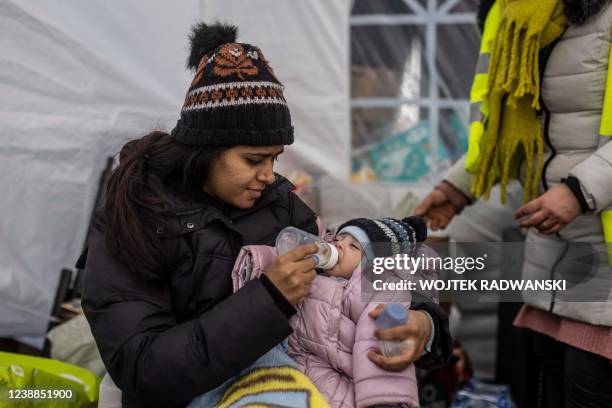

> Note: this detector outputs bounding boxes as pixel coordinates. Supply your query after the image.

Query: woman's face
[203,145,284,209]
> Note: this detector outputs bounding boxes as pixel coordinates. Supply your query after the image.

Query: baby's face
[325,233,363,279]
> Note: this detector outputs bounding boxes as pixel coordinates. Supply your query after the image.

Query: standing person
[82,22,451,407]
[414,1,612,407]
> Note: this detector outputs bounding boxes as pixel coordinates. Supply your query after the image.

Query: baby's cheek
[350,252,363,270]
[325,266,342,277]
[325,262,353,279]
[337,264,354,279]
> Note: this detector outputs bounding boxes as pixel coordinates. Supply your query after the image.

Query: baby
[189,216,433,408]
[287,216,428,408]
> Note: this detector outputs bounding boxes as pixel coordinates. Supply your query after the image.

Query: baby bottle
[275,226,338,269]
[375,303,410,357]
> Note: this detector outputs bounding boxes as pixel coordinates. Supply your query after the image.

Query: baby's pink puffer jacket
[287,266,418,408]
[232,245,419,408]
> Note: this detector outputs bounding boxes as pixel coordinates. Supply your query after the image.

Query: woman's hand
[265,244,318,305]
[413,189,457,231]
[514,184,581,235]
[366,304,432,371]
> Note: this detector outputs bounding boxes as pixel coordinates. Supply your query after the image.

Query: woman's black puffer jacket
[82,175,318,407]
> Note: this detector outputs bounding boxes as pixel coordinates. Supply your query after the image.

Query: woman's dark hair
[102,131,227,280]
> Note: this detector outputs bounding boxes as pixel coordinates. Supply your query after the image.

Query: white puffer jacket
[446,3,612,325]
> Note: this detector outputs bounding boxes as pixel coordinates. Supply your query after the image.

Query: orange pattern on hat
[191,55,209,87]
[213,43,259,80]
[255,46,279,82]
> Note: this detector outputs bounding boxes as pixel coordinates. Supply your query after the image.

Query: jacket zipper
[539,41,558,193]
[539,64,564,312]
[537,38,566,312]
[540,101,554,192]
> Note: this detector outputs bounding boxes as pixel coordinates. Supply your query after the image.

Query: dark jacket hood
[562,0,611,24]
[156,173,296,237]
[477,0,611,31]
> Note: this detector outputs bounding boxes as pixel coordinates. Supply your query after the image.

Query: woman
[82,23,451,407]
[415,1,612,407]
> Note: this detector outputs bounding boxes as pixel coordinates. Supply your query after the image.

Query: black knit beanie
[171,22,293,147]
[337,216,427,258]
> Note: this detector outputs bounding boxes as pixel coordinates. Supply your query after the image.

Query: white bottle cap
[318,244,339,270]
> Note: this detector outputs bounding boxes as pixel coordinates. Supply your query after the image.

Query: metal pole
[426,0,439,174]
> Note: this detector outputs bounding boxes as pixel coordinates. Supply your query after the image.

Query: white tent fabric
[0,0,351,337]
[201,0,352,179]
[1,0,196,337]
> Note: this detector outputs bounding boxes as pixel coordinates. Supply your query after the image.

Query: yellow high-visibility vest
[465,1,500,174]
[601,47,612,137]
[600,48,612,262]
[465,2,612,263]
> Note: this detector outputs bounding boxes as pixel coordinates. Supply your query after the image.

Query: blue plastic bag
[450,379,516,408]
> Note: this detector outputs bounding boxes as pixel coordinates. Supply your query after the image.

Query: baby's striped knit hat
[171,22,293,147]
[337,216,427,259]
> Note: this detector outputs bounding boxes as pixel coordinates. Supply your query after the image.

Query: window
[350,0,480,184]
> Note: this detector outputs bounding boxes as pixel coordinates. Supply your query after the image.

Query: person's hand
[413,189,457,231]
[366,304,432,371]
[514,184,581,235]
[265,244,318,305]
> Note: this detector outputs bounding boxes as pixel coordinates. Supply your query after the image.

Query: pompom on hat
[171,22,293,147]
